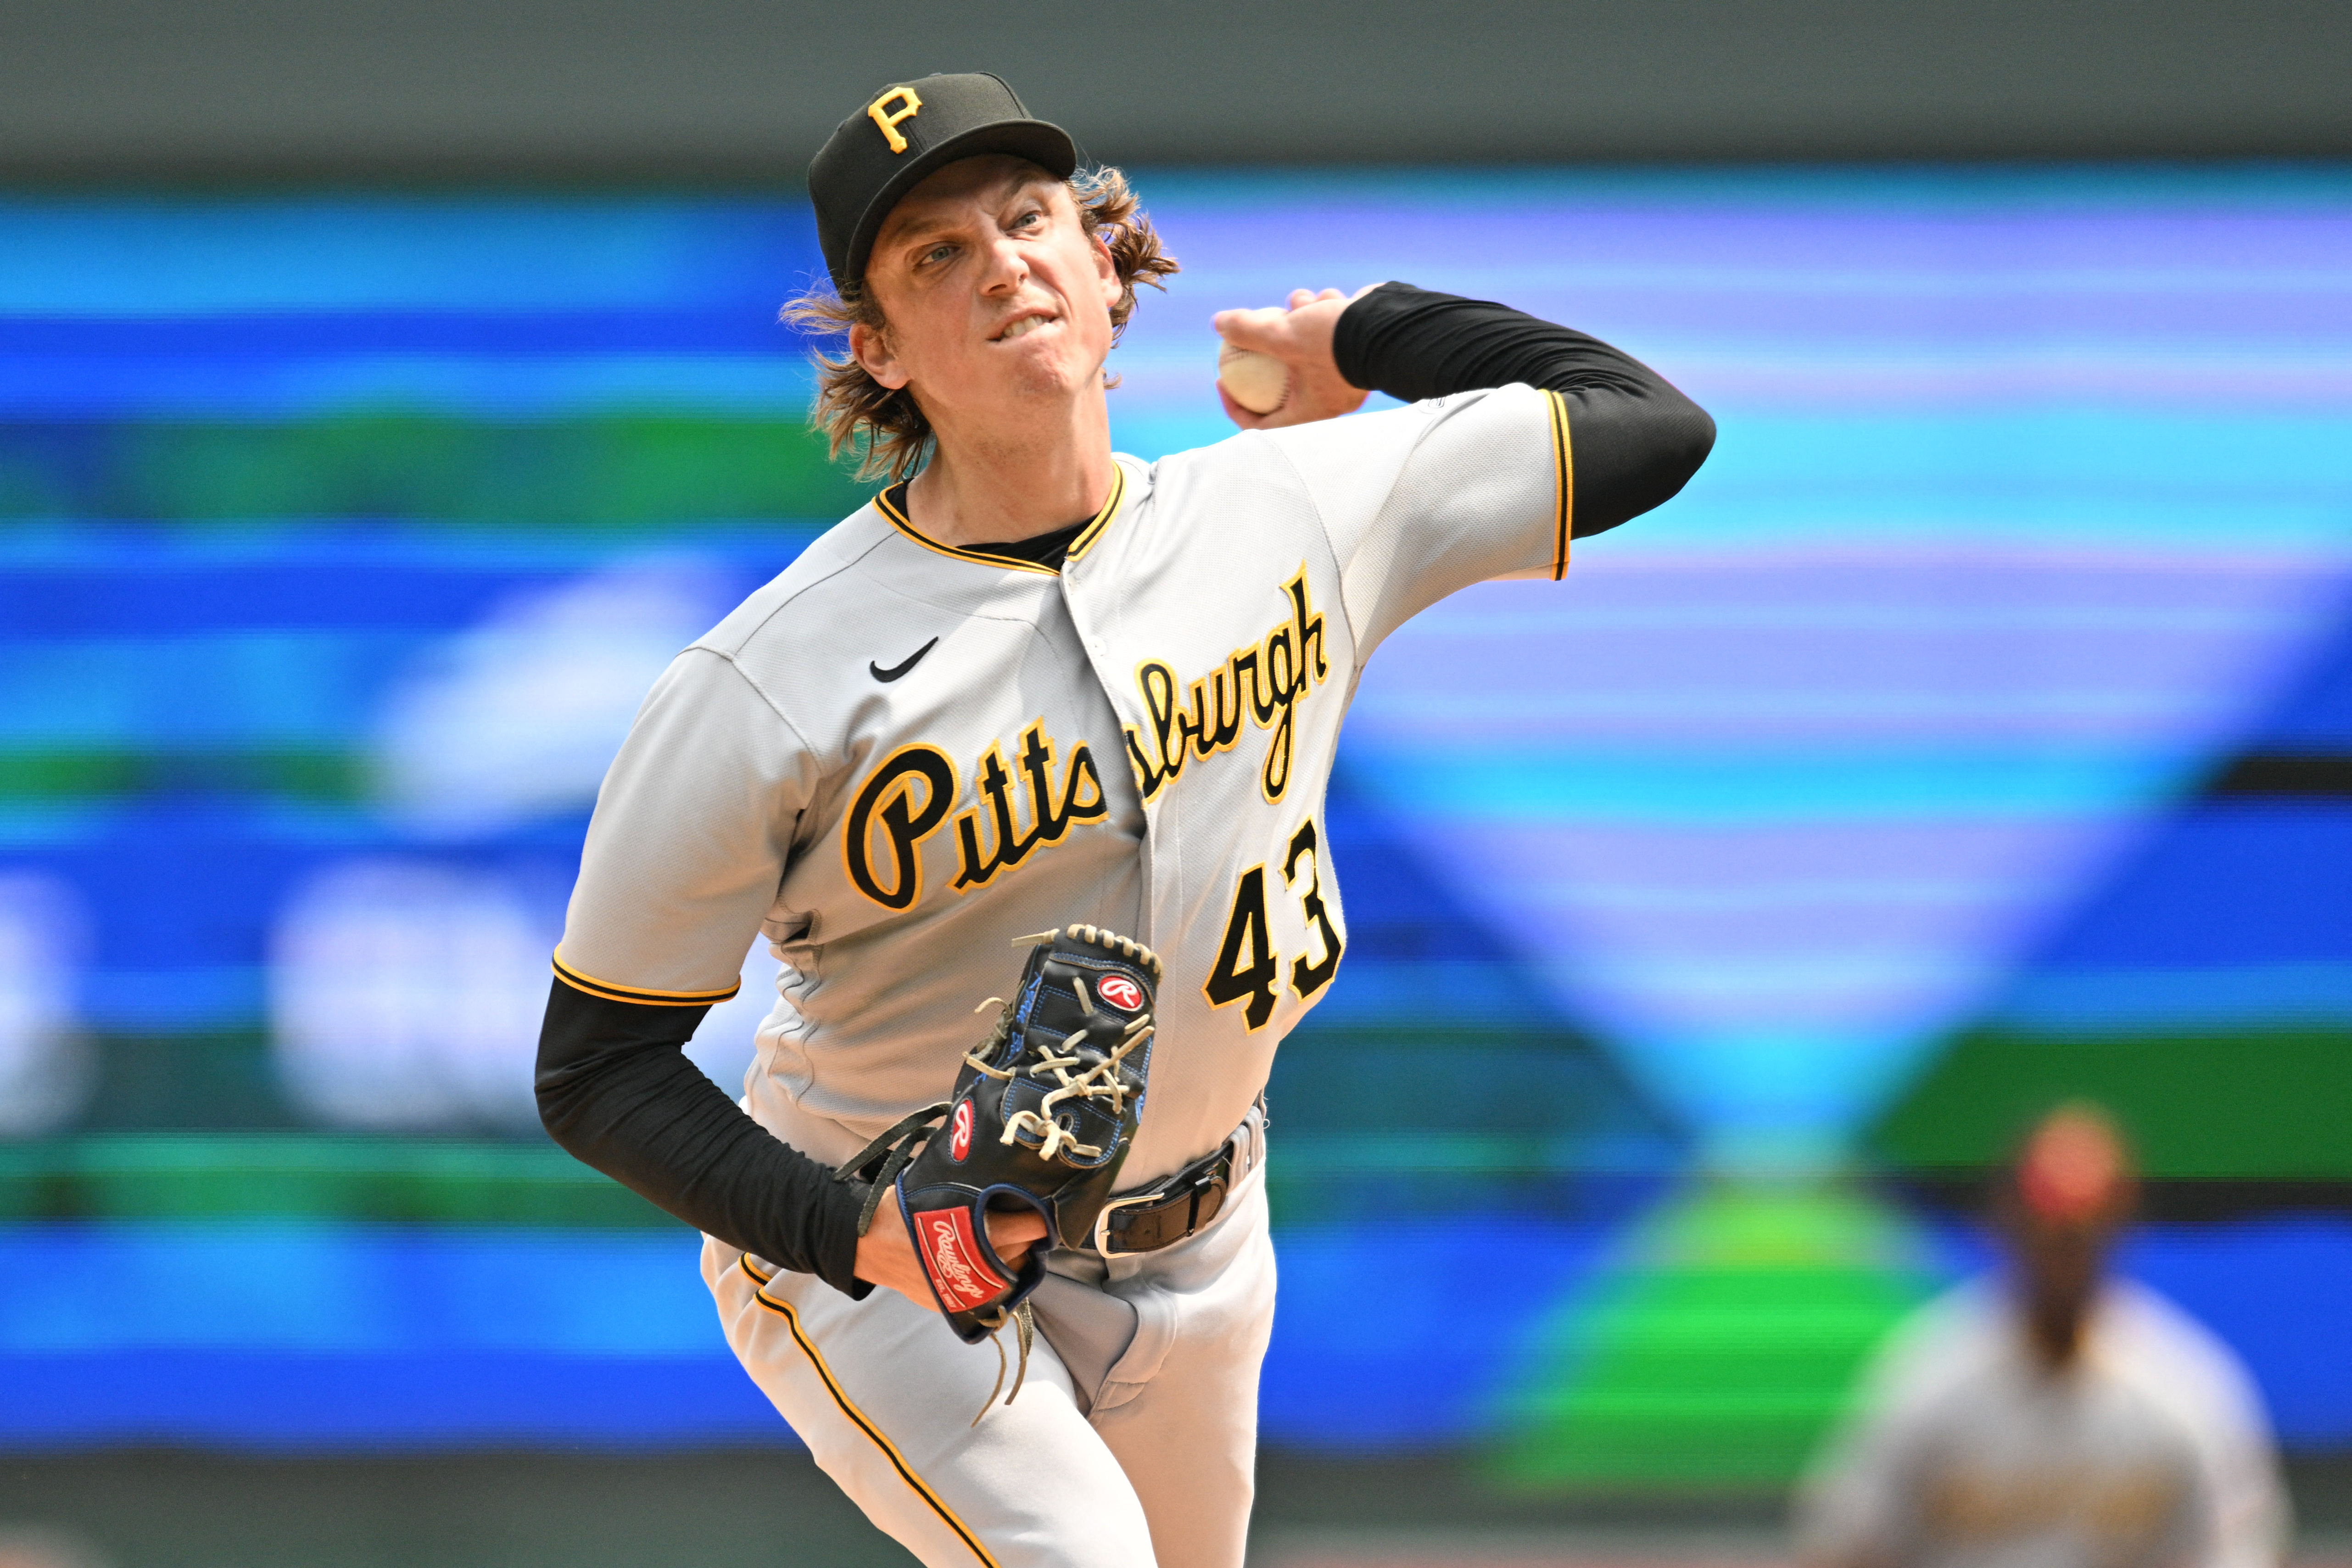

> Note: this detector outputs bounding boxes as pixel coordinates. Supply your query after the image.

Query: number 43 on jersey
[1204,819,1344,1029]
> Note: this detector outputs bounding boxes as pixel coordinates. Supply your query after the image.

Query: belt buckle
[1091,1188,1166,1256]
[1093,1149,1230,1256]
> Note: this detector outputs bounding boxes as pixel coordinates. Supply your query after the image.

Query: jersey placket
[1054,465,1167,951]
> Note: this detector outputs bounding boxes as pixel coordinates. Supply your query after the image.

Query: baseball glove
[834,924,1160,1418]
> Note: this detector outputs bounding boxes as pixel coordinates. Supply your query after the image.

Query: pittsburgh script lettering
[843,722,1109,910]
[952,720,1110,891]
[1124,569,1329,804]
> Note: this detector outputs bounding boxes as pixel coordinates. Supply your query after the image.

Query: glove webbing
[832,1004,1154,1221]
[991,1010,1154,1163]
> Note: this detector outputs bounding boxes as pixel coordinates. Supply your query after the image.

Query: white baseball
[1217,343,1289,414]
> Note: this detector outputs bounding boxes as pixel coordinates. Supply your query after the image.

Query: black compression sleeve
[1332,282,1715,538]
[535,980,871,1298]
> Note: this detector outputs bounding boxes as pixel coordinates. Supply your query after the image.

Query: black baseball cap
[809,73,1079,294]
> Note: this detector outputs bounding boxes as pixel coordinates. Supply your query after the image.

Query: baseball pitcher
[537,72,1715,1568]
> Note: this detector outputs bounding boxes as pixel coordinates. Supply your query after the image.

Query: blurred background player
[1798,1104,2290,1568]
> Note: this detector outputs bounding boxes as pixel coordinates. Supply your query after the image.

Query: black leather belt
[1090,1139,1238,1256]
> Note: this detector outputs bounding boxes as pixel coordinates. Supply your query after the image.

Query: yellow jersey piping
[737,1256,1000,1568]
[550,953,740,1007]
[1059,462,1127,564]
[1546,389,1573,581]
[872,464,1126,577]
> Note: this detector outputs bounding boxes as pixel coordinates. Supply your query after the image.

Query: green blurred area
[0,415,871,525]
[1872,1027,2352,1179]
[0,750,367,804]
[1494,1185,1940,1491]
[0,1135,678,1228]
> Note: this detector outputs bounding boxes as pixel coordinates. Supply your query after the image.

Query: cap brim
[842,119,1080,289]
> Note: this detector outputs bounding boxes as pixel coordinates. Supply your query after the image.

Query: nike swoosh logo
[869,636,939,683]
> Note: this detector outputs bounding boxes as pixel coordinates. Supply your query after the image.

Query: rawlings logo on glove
[913,1207,1007,1311]
[834,923,1161,1420]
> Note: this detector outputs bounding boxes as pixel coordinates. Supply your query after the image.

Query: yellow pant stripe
[738,1257,1001,1568]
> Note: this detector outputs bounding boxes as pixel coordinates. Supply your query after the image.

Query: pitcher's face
[852,156,1123,419]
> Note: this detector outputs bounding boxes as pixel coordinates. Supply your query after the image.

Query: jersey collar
[874,462,1127,577]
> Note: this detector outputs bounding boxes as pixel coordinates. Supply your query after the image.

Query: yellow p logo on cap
[867,87,922,154]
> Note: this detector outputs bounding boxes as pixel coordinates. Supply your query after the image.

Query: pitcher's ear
[850,320,910,391]
[1093,233,1121,305]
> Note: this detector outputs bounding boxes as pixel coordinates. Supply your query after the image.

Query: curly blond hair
[781,164,1179,484]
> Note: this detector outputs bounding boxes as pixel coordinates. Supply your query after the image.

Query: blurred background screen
[1,3,2351,1562]
[4,167,2348,1473]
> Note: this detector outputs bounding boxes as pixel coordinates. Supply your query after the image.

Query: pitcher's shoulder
[694,505,899,660]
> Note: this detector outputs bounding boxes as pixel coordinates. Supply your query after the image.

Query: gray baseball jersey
[555,383,1572,1184]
